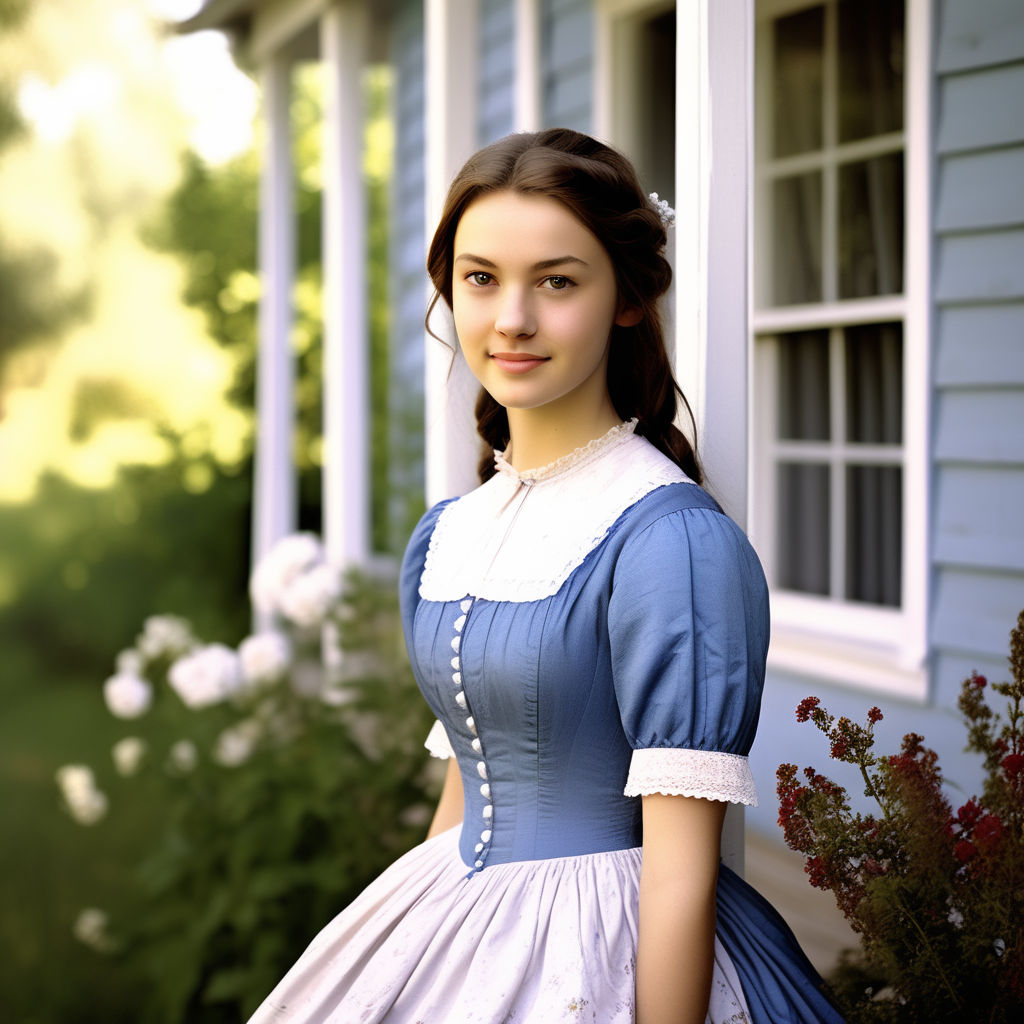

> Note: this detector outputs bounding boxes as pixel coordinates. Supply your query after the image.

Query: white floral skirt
[246,827,751,1024]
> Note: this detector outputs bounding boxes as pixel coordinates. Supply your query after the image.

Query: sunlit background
[0,0,254,505]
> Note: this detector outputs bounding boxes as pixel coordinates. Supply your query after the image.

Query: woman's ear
[615,304,643,328]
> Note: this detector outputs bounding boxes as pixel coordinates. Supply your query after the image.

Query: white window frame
[750,0,930,700]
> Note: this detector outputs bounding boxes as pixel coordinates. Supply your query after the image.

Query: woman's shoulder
[610,480,765,590]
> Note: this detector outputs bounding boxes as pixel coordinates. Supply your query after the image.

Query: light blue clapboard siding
[932,568,1024,659]
[925,0,1024,849]
[936,61,1024,152]
[387,0,427,551]
[934,228,1024,303]
[933,389,1024,464]
[935,303,1024,386]
[478,0,516,144]
[934,466,1024,571]
[935,147,1024,231]
[747,1,1024,840]
[541,0,593,130]
[936,0,1024,74]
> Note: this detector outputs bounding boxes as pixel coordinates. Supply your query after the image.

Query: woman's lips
[490,352,549,374]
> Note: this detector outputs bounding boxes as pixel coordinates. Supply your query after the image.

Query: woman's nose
[494,289,536,338]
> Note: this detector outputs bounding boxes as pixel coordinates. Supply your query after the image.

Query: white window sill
[767,593,929,702]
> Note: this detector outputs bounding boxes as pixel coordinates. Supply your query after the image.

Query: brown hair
[426,128,702,485]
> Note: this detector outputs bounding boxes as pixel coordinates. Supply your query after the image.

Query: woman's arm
[426,757,464,838]
[636,793,728,1024]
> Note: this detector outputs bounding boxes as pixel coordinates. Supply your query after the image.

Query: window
[752,0,929,696]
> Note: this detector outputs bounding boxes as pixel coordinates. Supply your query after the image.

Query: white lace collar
[492,419,638,484]
[419,427,692,603]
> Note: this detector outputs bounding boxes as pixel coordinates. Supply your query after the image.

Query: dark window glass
[772,172,822,305]
[838,153,904,298]
[845,464,902,606]
[777,463,831,595]
[838,0,904,143]
[772,6,824,158]
[778,330,830,441]
[845,322,903,444]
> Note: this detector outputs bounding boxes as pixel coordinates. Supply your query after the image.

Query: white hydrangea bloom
[213,718,263,767]
[238,631,292,687]
[168,739,198,773]
[277,562,342,629]
[115,648,144,675]
[73,907,112,952]
[136,614,196,660]
[249,533,325,618]
[111,737,146,777]
[56,765,108,825]
[103,672,153,719]
[168,643,243,709]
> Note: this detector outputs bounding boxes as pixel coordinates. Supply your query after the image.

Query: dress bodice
[399,429,770,873]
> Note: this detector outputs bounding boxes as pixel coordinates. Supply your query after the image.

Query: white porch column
[674,0,754,875]
[253,52,297,586]
[321,0,370,567]
[423,0,480,504]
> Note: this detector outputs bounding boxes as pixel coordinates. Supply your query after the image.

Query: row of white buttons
[450,597,493,870]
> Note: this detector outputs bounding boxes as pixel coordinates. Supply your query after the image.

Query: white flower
[73,907,113,952]
[103,672,153,719]
[213,718,263,767]
[168,643,243,709]
[136,614,195,660]
[250,533,325,617]
[994,937,1006,958]
[168,739,198,773]
[947,905,964,929]
[115,648,144,675]
[56,765,108,825]
[277,563,342,629]
[111,737,146,777]
[238,631,292,687]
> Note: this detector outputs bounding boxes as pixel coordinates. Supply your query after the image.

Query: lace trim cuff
[623,748,758,806]
[424,719,455,760]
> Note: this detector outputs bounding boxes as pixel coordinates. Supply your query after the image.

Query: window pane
[845,323,902,444]
[772,6,823,158]
[838,0,904,144]
[778,330,830,441]
[838,153,904,298]
[777,463,830,596]
[846,465,902,606]
[772,172,822,305]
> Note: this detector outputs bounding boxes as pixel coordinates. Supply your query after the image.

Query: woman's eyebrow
[453,253,589,270]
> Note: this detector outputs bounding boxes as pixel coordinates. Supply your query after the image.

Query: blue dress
[247,423,842,1024]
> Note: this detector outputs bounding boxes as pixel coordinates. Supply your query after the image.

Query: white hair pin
[648,192,675,229]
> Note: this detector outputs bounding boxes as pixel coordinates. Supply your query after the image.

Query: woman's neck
[505,399,622,472]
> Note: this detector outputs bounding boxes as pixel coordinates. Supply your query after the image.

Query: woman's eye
[544,275,573,290]
[468,271,493,286]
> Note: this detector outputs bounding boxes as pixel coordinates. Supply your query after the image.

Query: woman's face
[451,191,637,419]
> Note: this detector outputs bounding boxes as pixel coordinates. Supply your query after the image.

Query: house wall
[478,0,516,143]
[746,0,1024,837]
[388,0,1024,834]
[386,0,428,549]
[541,0,593,129]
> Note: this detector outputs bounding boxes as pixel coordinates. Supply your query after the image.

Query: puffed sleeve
[399,500,456,760]
[608,506,769,805]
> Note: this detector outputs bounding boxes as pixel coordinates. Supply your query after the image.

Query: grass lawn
[1,659,161,1023]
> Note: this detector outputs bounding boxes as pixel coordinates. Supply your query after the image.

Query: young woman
[248,129,843,1024]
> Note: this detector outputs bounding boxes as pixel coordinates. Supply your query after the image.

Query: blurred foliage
[0,0,87,375]
[57,565,437,1024]
[0,455,253,687]
[142,64,413,553]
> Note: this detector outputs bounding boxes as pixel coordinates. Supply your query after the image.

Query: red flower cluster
[775,610,1024,1021]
